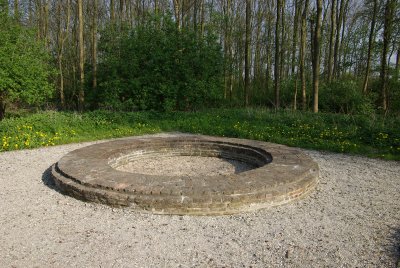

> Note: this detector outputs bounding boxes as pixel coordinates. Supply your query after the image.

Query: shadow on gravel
[41,165,64,195]
[387,227,400,267]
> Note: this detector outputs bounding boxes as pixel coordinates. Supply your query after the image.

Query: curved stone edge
[51,163,319,216]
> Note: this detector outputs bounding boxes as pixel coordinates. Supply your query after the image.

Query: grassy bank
[1,109,399,160]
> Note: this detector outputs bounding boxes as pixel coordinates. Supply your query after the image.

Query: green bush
[92,15,224,112]
[319,79,374,115]
[0,8,55,120]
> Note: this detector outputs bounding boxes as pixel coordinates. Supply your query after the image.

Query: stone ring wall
[51,134,319,215]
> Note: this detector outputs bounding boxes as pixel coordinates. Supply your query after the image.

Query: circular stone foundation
[51,134,319,215]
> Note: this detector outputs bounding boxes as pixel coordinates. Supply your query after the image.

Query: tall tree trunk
[92,0,98,92]
[327,0,336,82]
[291,0,300,76]
[14,0,19,22]
[300,0,309,110]
[275,0,282,109]
[43,1,49,48]
[265,7,273,100]
[244,0,251,106]
[119,0,124,22]
[193,0,198,31]
[0,93,6,121]
[280,0,286,81]
[312,0,322,113]
[28,0,34,25]
[57,0,70,110]
[223,0,232,100]
[254,2,263,89]
[78,0,85,111]
[200,0,205,36]
[380,0,395,111]
[362,0,377,94]
[333,0,344,78]
[337,0,349,77]
[395,47,400,81]
[110,0,115,22]
[173,0,181,29]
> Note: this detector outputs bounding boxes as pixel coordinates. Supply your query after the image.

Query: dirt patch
[116,156,253,176]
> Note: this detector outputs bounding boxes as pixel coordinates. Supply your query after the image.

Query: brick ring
[51,134,319,215]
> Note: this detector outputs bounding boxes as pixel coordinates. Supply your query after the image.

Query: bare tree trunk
[362,0,377,94]
[280,0,286,81]
[395,47,400,81]
[333,0,344,78]
[291,0,300,76]
[200,0,205,36]
[0,93,6,121]
[275,0,282,109]
[92,0,98,92]
[193,0,198,31]
[119,0,125,22]
[43,1,49,48]
[173,0,181,29]
[312,0,322,113]
[110,0,115,22]
[14,0,19,22]
[78,0,85,111]
[254,2,263,88]
[244,0,251,106]
[300,0,309,111]
[223,0,232,99]
[327,0,336,82]
[265,4,273,100]
[28,0,34,25]
[380,0,395,111]
[293,74,298,110]
[337,0,349,77]
[57,0,71,110]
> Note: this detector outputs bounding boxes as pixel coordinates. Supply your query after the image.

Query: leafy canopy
[0,9,54,117]
[94,15,224,111]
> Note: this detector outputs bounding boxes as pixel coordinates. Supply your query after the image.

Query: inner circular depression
[114,155,254,176]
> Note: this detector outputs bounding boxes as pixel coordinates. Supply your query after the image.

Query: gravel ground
[116,156,253,176]
[0,137,399,268]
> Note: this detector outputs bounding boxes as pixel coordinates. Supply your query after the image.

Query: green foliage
[1,109,399,160]
[387,78,400,114]
[93,16,224,112]
[319,78,374,115]
[0,12,55,119]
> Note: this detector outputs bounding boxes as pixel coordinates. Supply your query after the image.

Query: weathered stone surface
[51,134,319,215]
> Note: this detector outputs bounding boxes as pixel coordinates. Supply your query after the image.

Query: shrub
[0,9,55,120]
[93,15,224,112]
[319,79,374,115]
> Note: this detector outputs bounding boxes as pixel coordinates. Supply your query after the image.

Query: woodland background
[0,0,399,118]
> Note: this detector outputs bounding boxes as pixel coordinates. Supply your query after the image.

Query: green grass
[1,109,399,160]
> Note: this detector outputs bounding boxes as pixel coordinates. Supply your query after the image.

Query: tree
[291,0,301,76]
[92,0,98,92]
[244,0,251,106]
[300,0,309,110]
[96,15,223,111]
[56,0,71,109]
[327,0,336,82]
[333,0,345,78]
[380,0,396,111]
[275,0,282,109]
[362,0,378,94]
[312,0,322,113]
[77,0,84,111]
[0,9,54,120]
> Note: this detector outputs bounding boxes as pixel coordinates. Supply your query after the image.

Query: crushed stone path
[0,138,399,267]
